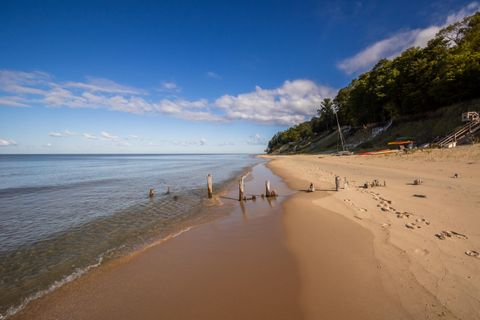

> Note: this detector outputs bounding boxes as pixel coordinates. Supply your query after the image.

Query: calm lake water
[0,154,261,319]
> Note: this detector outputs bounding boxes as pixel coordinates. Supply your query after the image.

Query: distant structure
[437,112,480,148]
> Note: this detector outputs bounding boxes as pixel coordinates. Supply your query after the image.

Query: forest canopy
[267,12,480,153]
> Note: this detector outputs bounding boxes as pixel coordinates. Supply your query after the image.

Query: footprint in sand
[405,222,422,229]
[415,218,431,226]
[435,230,468,240]
[344,198,368,213]
[396,212,409,218]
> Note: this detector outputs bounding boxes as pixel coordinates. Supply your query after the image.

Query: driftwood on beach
[207,174,213,198]
[239,176,245,201]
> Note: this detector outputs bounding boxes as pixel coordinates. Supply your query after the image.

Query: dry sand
[266,144,480,320]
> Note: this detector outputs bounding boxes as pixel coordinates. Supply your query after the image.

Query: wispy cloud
[0,96,30,107]
[49,130,76,137]
[64,77,146,95]
[159,81,181,92]
[337,2,480,74]
[0,138,17,146]
[206,71,222,80]
[171,138,207,147]
[83,133,99,140]
[100,131,119,140]
[80,131,139,146]
[0,70,335,125]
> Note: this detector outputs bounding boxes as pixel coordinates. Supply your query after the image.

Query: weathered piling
[149,188,155,198]
[239,176,245,201]
[308,183,315,192]
[265,180,271,197]
[335,176,341,191]
[207,174,213,198]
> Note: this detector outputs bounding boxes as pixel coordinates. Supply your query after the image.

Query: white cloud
[171,139,207,147]
[64,77,146,95]
[156,98,208,114]
[64,130,76,136]
[159,81,181,92]
[0,70,50,95]
[215,80,336,125]
[0,70,335,125]
[0,139,17,146]
[0,96,30,107]
[49,130,76,137]
[337,2,480,74]
[100,131,119,140]
[83,133,98,140]
[206,71,222,80]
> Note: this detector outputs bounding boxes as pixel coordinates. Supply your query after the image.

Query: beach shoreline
[0,155,260,320]
[10,162,304,320]
[8,145,480,320]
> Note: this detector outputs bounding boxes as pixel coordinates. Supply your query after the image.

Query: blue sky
[0,0,478,153]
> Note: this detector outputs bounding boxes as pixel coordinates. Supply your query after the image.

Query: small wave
[137,226,195,253]
[0,252,107,320]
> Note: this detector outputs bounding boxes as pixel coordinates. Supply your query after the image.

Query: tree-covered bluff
[267,12,480,154]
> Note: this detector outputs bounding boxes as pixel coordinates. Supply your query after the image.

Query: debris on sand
[435,230,468,240]
[413,179,424,185]
[465,250,479,258]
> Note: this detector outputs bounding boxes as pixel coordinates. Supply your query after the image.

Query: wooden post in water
[335,176,341,191]
[239,176,245,201]
[265,180,271,197]
[149,188,155,198]
[207,174,213,199]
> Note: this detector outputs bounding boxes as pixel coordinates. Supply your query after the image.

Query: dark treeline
[267,12,480,153]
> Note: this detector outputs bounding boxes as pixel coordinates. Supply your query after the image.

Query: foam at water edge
[0,252,108,320]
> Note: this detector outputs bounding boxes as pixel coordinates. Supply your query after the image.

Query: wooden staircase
[437,112,480,148]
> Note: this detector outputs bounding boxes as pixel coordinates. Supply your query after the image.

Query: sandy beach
[9,145,480,320]
[267,144,480,319]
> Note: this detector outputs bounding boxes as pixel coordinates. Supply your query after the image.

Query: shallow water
[0,154,261,318]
